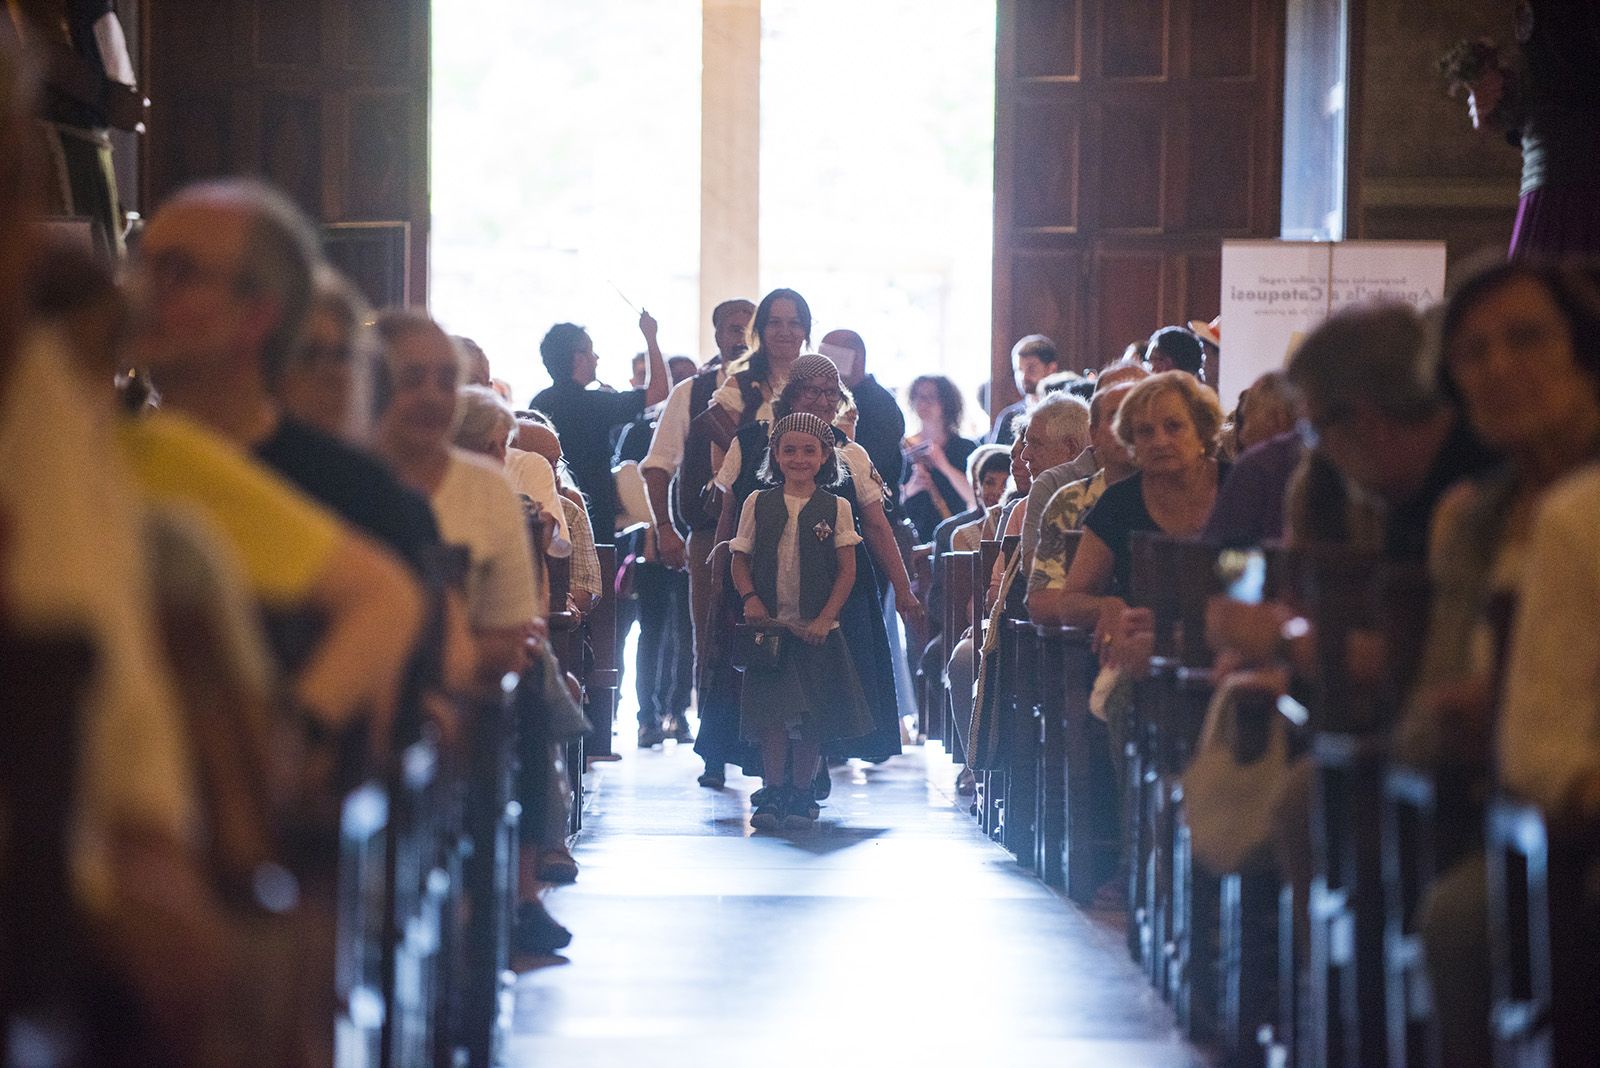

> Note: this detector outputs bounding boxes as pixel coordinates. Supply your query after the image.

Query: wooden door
[140,0,430,307]
[991,0,1285,406]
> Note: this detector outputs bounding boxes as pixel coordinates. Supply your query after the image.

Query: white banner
[1218,240,1447,409]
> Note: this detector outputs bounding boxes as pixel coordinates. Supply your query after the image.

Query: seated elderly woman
[373,311,543,683]
[1051,371,1227,653]
[1397,260,1600,1068]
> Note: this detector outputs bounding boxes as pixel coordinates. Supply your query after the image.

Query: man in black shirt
[255,416,441,572]
[820,328,904,510]
[529,314,668,542]
[988,334,1059,445]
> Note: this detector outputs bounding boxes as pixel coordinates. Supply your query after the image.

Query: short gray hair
[453,384,516,455]
[1026,391,1090,447]
[170,178,322,386]
[1287,302,1440,423]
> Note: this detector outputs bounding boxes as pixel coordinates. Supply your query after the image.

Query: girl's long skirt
[824,543,902,762]
[738,628,873,745]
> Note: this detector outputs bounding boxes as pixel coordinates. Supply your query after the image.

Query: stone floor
[508,737,1209,1068]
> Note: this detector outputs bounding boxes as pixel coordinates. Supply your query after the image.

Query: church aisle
[509,743,1209,1067]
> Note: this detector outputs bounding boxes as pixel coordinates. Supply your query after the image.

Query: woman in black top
[901,374,977,541]
[1060,371,1228,659]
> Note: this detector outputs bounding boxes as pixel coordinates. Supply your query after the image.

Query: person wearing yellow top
[119,408,424,741]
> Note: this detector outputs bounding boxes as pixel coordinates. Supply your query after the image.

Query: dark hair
[976,449,1012,482]
[1438,259,1600,397]
[539,322,589,383]
[1011,334,1059,366]
[1288,303,1438,423]
[1146,326,1205,378]
[909,374,964,434]
[755,426,841,487]
[746,288,812,382]
[712,298,756,330]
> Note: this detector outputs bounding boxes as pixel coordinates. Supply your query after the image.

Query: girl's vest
[750,486,842,621]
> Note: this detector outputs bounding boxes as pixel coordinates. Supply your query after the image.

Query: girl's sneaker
[782,786,820,830]
[750,791,783,831]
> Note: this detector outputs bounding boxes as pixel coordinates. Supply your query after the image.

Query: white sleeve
[505,449,571,557]
[729,491,760,553]
[640,377,694,474]
[715,438,744,492]
[842,441,886,505]
[834,497,863,547]
[1499,479,1600,810]
[476,474,543,630]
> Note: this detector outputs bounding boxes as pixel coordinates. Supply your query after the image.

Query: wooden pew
[0,630,96,1053]
[1030,529,1120,903]
[978,536,1015,841]
[528,509,583,836]
[941,549,976,767]
[1127,532,1179,983]
[1485,796,1600,1068]
[909,544,937,742]
[1164,540,1225,1039]
[1209,689,1302,1068]
[1001,614,1040,866]
[443,676,520,1068]
[583,544,622,763]
[1298,546,1392,1068]
[974,539,1002,833]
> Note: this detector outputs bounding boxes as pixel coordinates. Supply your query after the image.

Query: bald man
[819,328,903,513]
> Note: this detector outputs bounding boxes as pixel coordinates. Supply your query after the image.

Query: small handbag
[731,623,785,672]
[1182,675,1294,876]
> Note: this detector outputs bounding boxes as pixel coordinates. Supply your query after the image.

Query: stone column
[699,0,760,357]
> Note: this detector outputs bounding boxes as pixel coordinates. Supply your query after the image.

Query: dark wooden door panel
[994,0,1284,406]
[141,0,429,306]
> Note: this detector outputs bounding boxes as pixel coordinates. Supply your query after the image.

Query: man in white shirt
[640,298,754,687]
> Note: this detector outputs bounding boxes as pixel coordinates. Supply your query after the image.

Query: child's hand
[743,597,770,624]
[799,618,832,646]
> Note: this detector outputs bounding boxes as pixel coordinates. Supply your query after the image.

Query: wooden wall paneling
[1010,248,1087,365]
[1090,245,1166,368]
[1014,0,1083,79]
[993,0,1284,413]
[1190,0,1257,79]
[1184,97,1256,233]
[1095,100,1166,233]
[143,0,430,305]
[1012,95,1082,232]
[1100,0,1169,79]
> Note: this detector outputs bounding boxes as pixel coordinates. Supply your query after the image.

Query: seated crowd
[922,258,1600,1068]
[6,27,1600,1067]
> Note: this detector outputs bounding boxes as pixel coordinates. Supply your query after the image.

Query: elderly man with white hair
[1011,391,1092,576]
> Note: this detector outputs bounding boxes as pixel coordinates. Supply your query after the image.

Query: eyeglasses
[138,249,241,294]
[797,385,842,403]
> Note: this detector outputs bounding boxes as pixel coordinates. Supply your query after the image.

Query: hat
[788,353,841,388]
[1190,316,1222,350]
[768,411,834,450]
[1187,317,1221,348]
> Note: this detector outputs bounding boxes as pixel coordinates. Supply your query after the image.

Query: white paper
[1217,240,1446,409]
